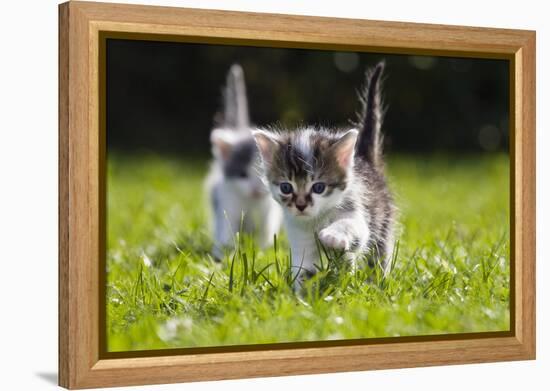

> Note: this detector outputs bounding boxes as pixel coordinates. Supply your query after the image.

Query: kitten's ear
[252,130,280,166]
[210,128,234,161]
[331,129,359,170]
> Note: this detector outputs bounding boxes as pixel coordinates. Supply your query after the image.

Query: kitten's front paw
[319,227,350,251]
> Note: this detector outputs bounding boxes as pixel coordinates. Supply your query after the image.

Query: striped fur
[355,62,386,170]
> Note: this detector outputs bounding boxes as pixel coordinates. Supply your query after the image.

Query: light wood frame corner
[59,1,536,389]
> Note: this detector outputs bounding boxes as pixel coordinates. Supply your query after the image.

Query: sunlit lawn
[106,153,510,351]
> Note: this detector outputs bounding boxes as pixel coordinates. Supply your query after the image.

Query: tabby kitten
[253,63,395,286]
[206,64,282,260]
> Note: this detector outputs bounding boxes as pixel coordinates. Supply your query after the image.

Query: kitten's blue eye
[311,182,326,194]
[280,182,293,194]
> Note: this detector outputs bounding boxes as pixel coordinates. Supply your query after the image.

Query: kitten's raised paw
[319,227,350,251]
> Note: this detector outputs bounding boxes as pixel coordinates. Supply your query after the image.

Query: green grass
[106,153,510,352]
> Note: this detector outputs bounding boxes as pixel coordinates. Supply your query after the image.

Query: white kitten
[205,64,282,259]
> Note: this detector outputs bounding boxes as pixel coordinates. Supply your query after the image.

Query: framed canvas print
[58,1,536,389]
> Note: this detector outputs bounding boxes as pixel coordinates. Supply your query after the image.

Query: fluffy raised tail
[222,64,250,129]
[355,62,385,170]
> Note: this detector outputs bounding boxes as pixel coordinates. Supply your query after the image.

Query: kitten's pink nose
[296,203,307,212]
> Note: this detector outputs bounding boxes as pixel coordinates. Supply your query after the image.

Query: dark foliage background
[106,39,509,155]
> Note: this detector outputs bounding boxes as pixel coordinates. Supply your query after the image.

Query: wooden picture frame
[58,1,536,389]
